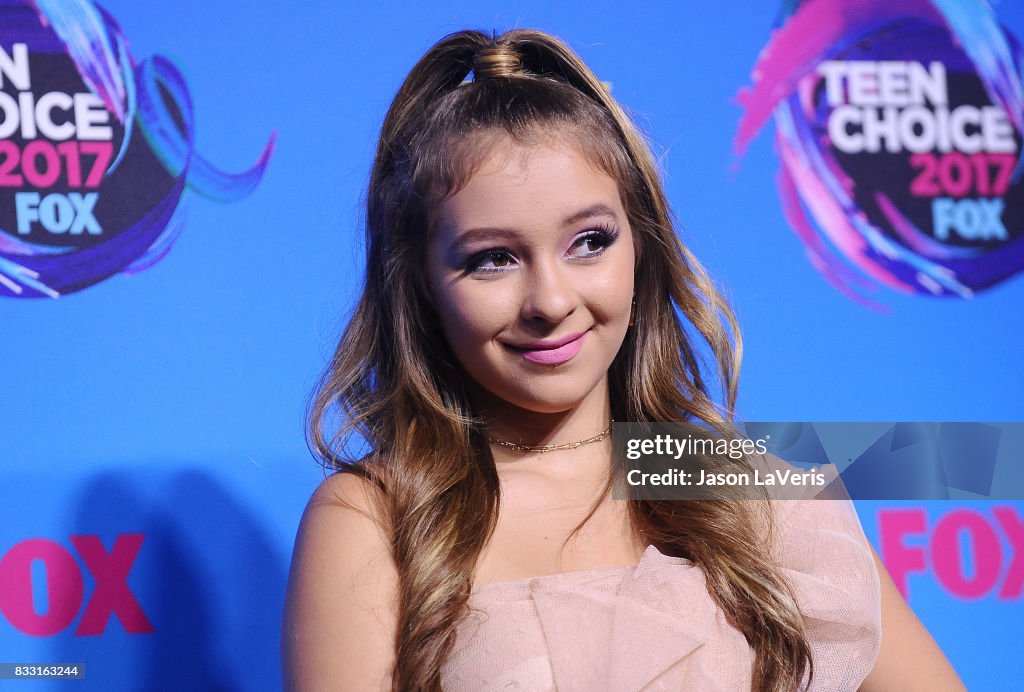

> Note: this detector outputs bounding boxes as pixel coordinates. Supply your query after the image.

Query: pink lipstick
[506,331,588,365]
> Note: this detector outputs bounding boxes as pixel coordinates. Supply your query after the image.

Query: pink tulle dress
[441,498,881,691]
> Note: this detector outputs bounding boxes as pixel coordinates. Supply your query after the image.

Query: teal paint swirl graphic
[736,0,1023,308]
[0,0,274,298]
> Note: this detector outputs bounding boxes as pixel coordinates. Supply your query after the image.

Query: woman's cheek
[460,285,516,330]
[438,294,495,351]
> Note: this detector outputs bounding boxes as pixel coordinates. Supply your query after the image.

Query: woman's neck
[470,376,615,474]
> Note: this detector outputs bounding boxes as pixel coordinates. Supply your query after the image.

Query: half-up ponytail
[310,28,812,691]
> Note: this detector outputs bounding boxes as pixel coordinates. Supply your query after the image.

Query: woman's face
[425,137,635,415]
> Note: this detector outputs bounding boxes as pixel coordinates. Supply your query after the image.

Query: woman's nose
[519,258,576,324]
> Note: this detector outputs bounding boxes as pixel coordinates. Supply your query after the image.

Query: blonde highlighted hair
[309,28,812,691]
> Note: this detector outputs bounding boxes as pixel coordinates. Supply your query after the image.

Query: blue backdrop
[2,0,1022,689]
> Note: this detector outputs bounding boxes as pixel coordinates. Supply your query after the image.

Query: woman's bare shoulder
[308,469,387,517]
[282,470,397,691]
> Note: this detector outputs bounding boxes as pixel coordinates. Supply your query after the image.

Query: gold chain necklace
[487,420,614,453]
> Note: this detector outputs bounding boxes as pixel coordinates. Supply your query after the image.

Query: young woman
[282,28,964,691]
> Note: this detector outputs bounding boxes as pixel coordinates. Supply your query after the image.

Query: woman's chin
[488,386,594,416]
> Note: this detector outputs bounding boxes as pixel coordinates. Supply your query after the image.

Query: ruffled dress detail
[440,498,881,691]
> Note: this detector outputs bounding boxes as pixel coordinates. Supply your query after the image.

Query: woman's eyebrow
[562,202,619,226]
[450,203,620,251]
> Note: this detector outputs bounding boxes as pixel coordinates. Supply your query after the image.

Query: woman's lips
[505,331,588,365]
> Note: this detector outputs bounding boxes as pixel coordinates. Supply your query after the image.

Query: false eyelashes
[462,224,621,274]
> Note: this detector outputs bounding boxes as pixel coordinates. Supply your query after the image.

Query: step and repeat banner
[2,0,1022,688]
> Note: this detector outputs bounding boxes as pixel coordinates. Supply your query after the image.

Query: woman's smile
[503,329,590,366]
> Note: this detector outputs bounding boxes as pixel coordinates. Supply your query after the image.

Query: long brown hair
[309,28,812,691]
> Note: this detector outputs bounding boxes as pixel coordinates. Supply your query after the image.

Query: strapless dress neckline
[443,499,882,691]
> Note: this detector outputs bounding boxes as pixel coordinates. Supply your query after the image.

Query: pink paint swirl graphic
[0,0,274,298]
[736,0,1023,307]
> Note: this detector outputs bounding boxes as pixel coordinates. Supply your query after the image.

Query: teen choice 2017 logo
[0,0,273,299]
[736,0,1022,308]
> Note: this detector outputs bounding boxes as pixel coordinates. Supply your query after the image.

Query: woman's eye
[485,252,512,267]
[466,250,514,273]
[570,229,616,256]
[464,228,616,274]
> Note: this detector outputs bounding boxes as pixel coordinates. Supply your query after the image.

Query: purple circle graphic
[736,0,1024,307]
[0,0,274,298]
